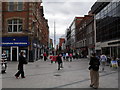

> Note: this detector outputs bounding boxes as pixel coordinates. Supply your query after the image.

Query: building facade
[86,14,95,57]
[49,38,53,55]
[65,28,71,53]
[91,1,120,57]
[76,15,93,57]
[1,2,49,62]
[58,38,65,51]
[66,17,83,54]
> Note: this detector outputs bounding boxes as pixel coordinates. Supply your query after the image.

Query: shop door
[12,48,17,61]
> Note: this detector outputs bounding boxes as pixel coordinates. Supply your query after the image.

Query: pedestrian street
[1,58,118,89]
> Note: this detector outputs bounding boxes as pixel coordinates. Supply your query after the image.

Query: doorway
[11,47,18,61]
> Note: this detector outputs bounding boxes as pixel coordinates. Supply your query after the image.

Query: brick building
[1,2,49,62]
[66,17,83,53]
[76,15,93,58]
[58,38,65,51]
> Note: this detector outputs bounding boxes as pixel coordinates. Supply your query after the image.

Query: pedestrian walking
[43,52,47,61]
[15,52,27,79]
[66,53,69,61]
[63,53,66,61]
[73,52,76,59]
[110,57,118,69]
[40,53,43,59]
[56,54,63,70]
[89,53,100,89]
[107,56,111,66]
[1,50,8,73]
[100,54,107,71]
[69,53,73,62]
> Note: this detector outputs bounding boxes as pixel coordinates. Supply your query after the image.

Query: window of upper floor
[17,2,23,11]
[8,2,23,11]
[8,19,23,32]
[8,2,14,11]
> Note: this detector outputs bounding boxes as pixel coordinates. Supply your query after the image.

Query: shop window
[8,19,23,32]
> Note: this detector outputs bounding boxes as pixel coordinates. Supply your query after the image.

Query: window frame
[8,19,23,33]
[8,2,14,11]
[17,2,23,11]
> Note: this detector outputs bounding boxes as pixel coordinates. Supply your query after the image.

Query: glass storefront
[102,46,120,58]
[95,1,120,58]
[96,2,120,42]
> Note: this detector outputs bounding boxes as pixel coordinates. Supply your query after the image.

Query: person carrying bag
[89,53,100,89]
[15,52,27,79]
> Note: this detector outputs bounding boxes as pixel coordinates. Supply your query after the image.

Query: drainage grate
[54,74,61,76]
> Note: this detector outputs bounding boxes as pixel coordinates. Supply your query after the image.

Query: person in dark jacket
[15,52,27,79]
[56,54,63,70]
[89,53,100,89]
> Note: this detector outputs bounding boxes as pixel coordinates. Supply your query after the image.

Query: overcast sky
[42,0,96,46]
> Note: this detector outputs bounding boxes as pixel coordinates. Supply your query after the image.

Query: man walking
[100,54,107,71]
[56,54,63,70]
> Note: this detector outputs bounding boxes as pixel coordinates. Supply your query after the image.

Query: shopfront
[1,36,30,61]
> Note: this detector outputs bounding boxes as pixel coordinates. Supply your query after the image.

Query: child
[111,57,118,69]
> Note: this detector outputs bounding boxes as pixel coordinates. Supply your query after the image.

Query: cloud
[43,0,97,2]
[43,1,95,45]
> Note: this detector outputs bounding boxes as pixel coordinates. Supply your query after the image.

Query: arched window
[8,19,22,32]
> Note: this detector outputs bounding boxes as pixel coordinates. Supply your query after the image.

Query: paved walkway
[1,58,119,89]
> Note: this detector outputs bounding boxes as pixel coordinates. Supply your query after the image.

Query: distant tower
[54,20,56,55]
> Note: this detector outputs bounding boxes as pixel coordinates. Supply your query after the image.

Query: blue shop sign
[1,36,30,47]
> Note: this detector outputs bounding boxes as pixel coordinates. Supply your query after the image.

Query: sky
[42,0,97,46]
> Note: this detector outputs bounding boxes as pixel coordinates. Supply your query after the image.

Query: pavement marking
[51,71,118,88]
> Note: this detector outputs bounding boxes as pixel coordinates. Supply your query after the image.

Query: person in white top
[66,53,69,61]
[1,51,8,73]
[100,54,107,71]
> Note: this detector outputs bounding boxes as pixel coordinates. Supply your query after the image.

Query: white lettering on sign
[2,42,28,45]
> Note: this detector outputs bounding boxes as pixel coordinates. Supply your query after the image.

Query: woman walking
[43,52,47,61]
[15,52,27,79]
[89,53,100,89]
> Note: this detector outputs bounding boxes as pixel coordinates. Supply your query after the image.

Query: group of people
[1,50,119,89]
[62,53,73,62]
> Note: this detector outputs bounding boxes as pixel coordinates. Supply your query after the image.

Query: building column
[17,47,19,61]
[10,47,12,61]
